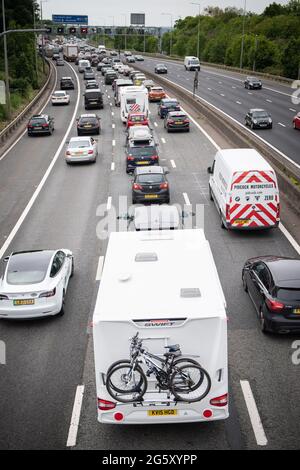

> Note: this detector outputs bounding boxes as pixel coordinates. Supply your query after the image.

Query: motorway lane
[136,57,300,166]
[0,63,113,449]
[74,92,300,449]
[0,61,78,248]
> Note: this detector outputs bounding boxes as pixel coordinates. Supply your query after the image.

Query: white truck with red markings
[93,229,228,424]
[208,148,280,230]
[120,86,149,123]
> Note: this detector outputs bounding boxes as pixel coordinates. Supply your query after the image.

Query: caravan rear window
[127,98,136,105]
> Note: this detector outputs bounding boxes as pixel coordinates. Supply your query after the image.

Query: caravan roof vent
[135,252,158,262]
[180,288,201,298]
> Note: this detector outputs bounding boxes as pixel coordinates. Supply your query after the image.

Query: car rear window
[86,92,101,99]
[30,118,46,124]
[54,92,66,97]
[79,117,97,124]
[137,174,164,183]
[277,289,300,302]
[129,147,156,156]
[70,140,90,148]
[253,111,269,118]
[7,252,52,285]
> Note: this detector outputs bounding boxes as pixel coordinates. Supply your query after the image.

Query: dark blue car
[158,98,181,119]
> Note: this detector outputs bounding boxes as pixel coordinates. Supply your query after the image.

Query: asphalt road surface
[0,55,299,450]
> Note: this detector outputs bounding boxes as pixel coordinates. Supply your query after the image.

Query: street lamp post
[1,0,11,119]
[121,14,127,50]
[33,2,39,85]
[240,0,247,69]
[162,13,173,56]
[39,0,48,73]
[190,2,201,59]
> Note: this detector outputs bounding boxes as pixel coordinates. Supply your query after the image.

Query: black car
[85,80,99,90]
[97,62,104,71]
[27,114,54,136]
[126,140,159,173]
[105,71,118,85]
[155,64,168,74]
[91,56,99,67]
[245,108,272,129]
[77,113,101,135]
[158,98,181,119]
[132,166,170,204]
[164,111,190,132]
[56,59,64,66]
[242,256,300,333]
[60,76,75,90]
[101,64,113,76]
[244,76,262,90]
[84,70,95,80]
[84,89,104,110]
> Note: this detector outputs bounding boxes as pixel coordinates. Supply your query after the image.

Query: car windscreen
[137,174,164,183]
[190,60,199,65]
[277,289,300,302]
[253,111,269,118]
[6,252,52,285]
[129,147,156,156]
[69,140,90,148]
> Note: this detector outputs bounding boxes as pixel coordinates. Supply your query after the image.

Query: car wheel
[57,291,65,317]
[70,258,74,277]
[293,122,296,129]
[209,185,213,201]
[242,273,248,292]
[244,119,248,126]
[259,308,268,334]
[250,122,254,130]
[269,124,273,129]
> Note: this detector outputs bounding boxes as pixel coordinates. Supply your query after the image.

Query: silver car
[65,136,98,164]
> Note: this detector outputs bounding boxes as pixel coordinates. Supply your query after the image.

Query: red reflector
[114,412,124,421]
[203,409,213,418]
[151,155,158,160]
[210,393,228,407]
[266,298,284,312]
[133,183,142,190]
[127,155,134,161]
[98,398,116,411]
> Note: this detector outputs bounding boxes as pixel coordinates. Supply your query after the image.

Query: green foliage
[162,1,300,78]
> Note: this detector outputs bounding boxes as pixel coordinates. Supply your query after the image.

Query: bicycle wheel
[173,358,205,389]
[106,364,147,403]
[170,364,211,403]
[106,360,144,393]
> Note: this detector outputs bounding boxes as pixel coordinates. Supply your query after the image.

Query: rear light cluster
[39,287,56,298]
[98,398,116,411]
[133,183,142,190]
[266,298,284,312]
[88,150,94,155]
[160,182,169,189]
[151,155,158,160]
[127,155,134,161]
[210,393,228,407]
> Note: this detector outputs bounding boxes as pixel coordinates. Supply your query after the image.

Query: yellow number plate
[137,161,149,165]
[233,219,250,226]
[293,309,300,314]
[148,409,177,417]
[13,299,35,306]
[145,194,158,199]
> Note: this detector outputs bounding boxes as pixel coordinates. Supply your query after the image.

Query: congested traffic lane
[136,56,300,166]
[0,61,114,449]
[74,77,300,450]
[0,61,79,248]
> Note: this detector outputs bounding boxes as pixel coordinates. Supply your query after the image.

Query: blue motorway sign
[52,15,88,24]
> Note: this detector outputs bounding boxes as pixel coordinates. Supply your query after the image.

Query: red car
[293,112,300,130]
[126,112,149,129]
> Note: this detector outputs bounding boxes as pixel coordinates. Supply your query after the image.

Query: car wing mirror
[3,256,9,263]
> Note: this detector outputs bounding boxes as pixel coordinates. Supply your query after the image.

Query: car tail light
[183,119,189,123]
[160,182,169,189]
[210,393,228,407]
[98,398,116,411]
[0,294,9,300]
[133,183,142,190]
[266,298,284,312]
[27,124,33,129]
[127,155,134,161]
[39,288,56,298]
[167,120,174,124]
[42,123,49,128]
[88,150,93,154]
[66,151,71,156]
[226,204,230,221]
[151,155,158,160]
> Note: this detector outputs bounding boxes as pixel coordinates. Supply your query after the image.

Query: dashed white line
[266,99,272,103]
[218,81,222,84]
[236,101,242,105]
[248,92,253,95]
[289,108,296,112]
[108,95,110,99]
[232,86,236,89]
[154,122,158,127]
[208,87,212,91]
[240,380,268,446]
[110,103,112,107]
[95,256,105,281]
[220,93,225,97]
[186,78,190,81]
[161,137,166,144]
[183,192,191,206]
[170,159,176,168]
[111,112,114,116]
[106,196,112,211]
[279,223,300,255]
[112,123,115,129]
[66,385,85,448]
[111,162,115,171]
[112,139,116,146]
[278,122,286,127]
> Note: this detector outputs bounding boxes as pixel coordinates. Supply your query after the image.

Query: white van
[120,85,149,123]
[78,59,90,73]
[93,229,228,424]
[208,148,280,230]
[184,56,200,71]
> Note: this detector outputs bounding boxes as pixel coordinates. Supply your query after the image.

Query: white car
[51,90,70,105]
[65,136,98,164]
[0,249,74,319]
[113,63,123,72]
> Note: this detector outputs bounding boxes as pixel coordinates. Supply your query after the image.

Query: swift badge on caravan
[208,148,280,230]
[93,229,228,424]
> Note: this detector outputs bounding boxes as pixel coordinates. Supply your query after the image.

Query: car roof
[135,166,164,175]
[31,114,48,119]
[262,258,300,285]
[85,88,101,93]
[61,76,73,80]
[216,148,274,173]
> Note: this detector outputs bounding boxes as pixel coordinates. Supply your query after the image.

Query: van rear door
[228,170,279,228]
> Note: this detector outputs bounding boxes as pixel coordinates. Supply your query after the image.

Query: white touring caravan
[120,85,149,123]
[93,229,228,424]
[208,148,280,230]
[114,79,133,107]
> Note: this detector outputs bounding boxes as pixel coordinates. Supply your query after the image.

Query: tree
[263,2,286,17]
[282,37,300,78]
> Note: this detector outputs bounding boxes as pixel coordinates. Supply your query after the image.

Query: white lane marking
[0,63,81,259]
[236,100,242,104]
[111,162,115,171]
[232,86,236,89]
[248,92,253,95]
[0,64,58,163]
[154,122,158,127]
[208,87,212,91]
[66,385,85,448]
[278,122,286,127]
[110,103,112,106]
[240,380,268,446]
[186,78,190,80]
[266,99,272,103]
[112,123,115,129]
[161,137,166,144]
[183,193,191,206]
[218,81,222,84]
[107,196,112,211]
[95,256,105,281]
[279,223,300,255]
[220,93,225,97]
[170,159,176,168]
[108,95,110,98]
[112,139,116,146]
[111,112,114,116]
[289,108,296,112]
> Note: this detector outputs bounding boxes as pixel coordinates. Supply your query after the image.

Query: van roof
[93,229,226,322]
[216,148,274,173]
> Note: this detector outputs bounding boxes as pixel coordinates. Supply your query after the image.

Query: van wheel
[242,274,248,292]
